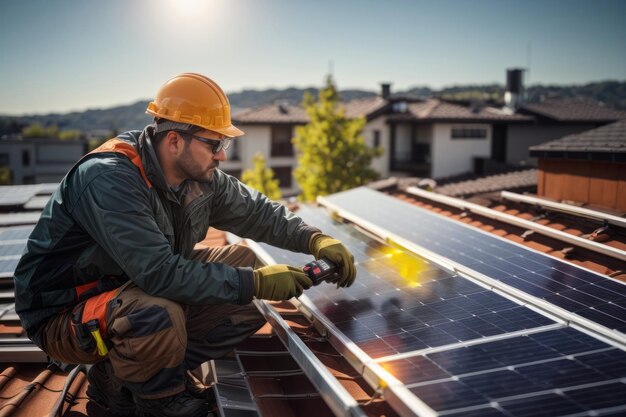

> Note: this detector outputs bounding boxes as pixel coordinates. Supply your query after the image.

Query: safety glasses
[176,131,232,154]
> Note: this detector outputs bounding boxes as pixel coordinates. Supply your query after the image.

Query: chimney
[381,83,391,99]
[505,68,524,110]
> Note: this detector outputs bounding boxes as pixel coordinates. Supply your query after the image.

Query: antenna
[328,60,334,77]
[526,41,532,99]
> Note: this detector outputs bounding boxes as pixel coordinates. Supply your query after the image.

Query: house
[230,71,626,194]
[529,119,626,212]
[0,137,88,184]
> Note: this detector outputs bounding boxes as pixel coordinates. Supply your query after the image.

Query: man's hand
[253,264,313,301]
[309,233,356,288]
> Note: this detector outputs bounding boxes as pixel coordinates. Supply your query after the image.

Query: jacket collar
[135,126,212,205]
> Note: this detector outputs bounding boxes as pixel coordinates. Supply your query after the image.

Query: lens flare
[381,246,429,287]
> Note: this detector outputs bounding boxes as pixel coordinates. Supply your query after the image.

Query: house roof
[233,96,626,126]
[519,99,626,122]
[433,168,538,198]
[387,99,532,123]
[233,103,309,124]
[232,97,388,125]
[529,119,626,158]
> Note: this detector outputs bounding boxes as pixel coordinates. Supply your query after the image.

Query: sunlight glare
[172,0,211,18]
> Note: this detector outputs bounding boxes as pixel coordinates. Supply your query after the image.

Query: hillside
[1,81,624,137]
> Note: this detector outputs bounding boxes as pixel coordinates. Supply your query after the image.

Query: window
[271,125,294,156]
[451,127,487,139]
[272,166,292,188]
[227,139,240,161]
[373,130,381,148]
[0,153,9,165]
[22,150,30,166]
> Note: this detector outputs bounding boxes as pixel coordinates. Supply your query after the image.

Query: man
[14,73,356,417]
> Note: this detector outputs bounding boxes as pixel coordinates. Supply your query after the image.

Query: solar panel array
[257,200,626,416]
[0,225,33,280]
[321,187,626,334]
[0,185,43,207]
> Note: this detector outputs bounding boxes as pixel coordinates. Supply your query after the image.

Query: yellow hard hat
[146,73,244,137]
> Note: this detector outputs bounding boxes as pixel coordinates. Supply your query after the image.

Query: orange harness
[70,139,152,355]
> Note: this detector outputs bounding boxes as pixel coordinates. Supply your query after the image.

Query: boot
[134,391,209,417]
[86,361,136,416]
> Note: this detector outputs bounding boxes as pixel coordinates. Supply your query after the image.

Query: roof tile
[529,119,626,153]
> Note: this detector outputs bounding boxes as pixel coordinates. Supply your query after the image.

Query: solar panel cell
[499,393,582,417]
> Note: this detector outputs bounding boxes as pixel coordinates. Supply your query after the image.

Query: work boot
[86,361,136,416]
[134,391,209,417]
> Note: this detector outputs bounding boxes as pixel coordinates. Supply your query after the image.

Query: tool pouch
[71,302,97,353]
[70,289,120,357]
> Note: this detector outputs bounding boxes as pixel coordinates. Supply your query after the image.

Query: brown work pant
[39,244,265,399]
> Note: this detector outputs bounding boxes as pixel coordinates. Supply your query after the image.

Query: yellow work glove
[309,233,356,288]
[253,264,313,301]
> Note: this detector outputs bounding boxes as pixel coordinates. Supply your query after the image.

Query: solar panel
[35,183,59,195]
[259,205,556,360]
[379,328,626,416]
[0,226,33,279]
[252,202,626,417]
[0,212,41,226]
[0,185,45,207]
[23,195,52,210]
[319,188,626,334]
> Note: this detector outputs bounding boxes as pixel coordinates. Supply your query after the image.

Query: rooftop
[2,176,626,416]
[519,99,626,122]
[529,119,626,157]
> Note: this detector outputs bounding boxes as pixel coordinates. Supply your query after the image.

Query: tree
[241,152,282,200]
[293,75,381,202]
[0,166,11,185]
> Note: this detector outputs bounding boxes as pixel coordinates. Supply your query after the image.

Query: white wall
[431,124,491,178]
[0,139,86,184]
[223,125,300,195]
[362,117,390,177]
[506,124,596,166]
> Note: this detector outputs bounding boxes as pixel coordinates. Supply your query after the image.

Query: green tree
[0,166,11,185]
[59,129,81,140]
[241,152,282,200]
[22,122,47,138]
[293,75,381,202]
[22,123,64,138]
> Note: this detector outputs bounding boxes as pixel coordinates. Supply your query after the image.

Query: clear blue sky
[1,0,625,115]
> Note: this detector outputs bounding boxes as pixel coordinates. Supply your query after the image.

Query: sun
[172,0,211,18]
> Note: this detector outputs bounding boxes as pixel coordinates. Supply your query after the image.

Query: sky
[1,0,625,115]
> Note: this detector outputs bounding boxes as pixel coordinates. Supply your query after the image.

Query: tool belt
[70,282,131,357]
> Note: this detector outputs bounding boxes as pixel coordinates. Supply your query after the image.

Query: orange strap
[81,288,119,336]
[89,139,152,188]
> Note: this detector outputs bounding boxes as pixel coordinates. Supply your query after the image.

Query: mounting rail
[500,191,626,229]
[406,186,626,262]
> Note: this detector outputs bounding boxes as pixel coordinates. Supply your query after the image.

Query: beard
[176,143,219,183]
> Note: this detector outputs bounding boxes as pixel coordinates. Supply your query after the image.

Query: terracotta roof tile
[233,103,309,124]
[233,97,388,125]
[387,99,532,122]
[435,169,538,197]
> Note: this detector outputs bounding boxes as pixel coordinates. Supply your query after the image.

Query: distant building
[529,119,626,211]
[230,71,626,194]
[0,137,88,184]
